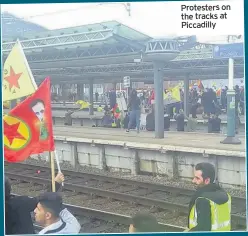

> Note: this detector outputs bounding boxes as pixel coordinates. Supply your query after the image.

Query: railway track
[5,162,246,230]
[12,193,134,233]
[12,193,184,233]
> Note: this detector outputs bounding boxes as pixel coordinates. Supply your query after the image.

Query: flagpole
[54,150,64,187]
[50,151,56,192]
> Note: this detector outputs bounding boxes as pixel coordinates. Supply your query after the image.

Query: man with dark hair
[129,213,160,233]
[35,192,80,234]
[30,98,48,140]
[187,162,231,232]
[5,173,64,235]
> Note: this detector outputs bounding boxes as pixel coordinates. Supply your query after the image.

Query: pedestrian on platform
[95,92,99,102]
[186,115,197,132]
[164,113,171,131]
[34,192,81,234]
[174,109,185,132]
[186,162,231,232]
[129,213,160,233]
[208,114,221,133]
[5,173,64,235]
[126,89,141,133]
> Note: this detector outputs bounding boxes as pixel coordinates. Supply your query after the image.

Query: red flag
[149,90,155,104]
[197,80,204,90]
[4,77,55,162]
[111,103,120,119]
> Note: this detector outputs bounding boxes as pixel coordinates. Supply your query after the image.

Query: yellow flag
[97,106,103,112]
[3,40,37,102]
[164,85,181,105]
[75,100,90,109]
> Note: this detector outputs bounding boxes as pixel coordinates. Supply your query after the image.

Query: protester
[101,111,114,128]
[240,86,244,115]
[146,107,155,131]
[186,162,231,232]
[208,114,221,133]
[186,115,197,132]
[5,173,64,235]
[164,113,170,131]
[220,87,227,110]
[35,192,81,234]
[174,109,185,131]
[126,89,141,133]
[64,110,74,126]
[95,92,99,102]
[129,213,160,233]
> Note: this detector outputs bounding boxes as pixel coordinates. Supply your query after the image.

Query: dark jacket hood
[189,183,229,211]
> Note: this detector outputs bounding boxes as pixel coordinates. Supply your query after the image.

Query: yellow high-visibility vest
[189,194,231,231]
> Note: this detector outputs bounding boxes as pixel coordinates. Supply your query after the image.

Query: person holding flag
[5,173,65,235]
[4,78,80,234]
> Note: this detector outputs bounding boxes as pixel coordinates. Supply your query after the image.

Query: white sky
[2,1,244,43]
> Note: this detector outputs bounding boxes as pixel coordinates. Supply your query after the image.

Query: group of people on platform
[98,87,241,134]
[5,162,232,234]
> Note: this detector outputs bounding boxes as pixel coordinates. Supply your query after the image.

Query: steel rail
[5,162,245,202]
[11,193,184,232]
[6,171,246,228]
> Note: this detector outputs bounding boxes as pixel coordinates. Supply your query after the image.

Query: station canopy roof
[16,20,152,51]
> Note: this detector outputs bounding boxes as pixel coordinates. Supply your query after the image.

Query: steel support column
[89,80,94,115]
[220,89,241,144]
[61,84,67,103]
[113,82,117,91]
[221,58,241,145]
[184,76,189,116]
[77,83,85,100]
[154,61,164,139]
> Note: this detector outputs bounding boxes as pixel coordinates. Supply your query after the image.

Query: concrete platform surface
[53,126,245,156]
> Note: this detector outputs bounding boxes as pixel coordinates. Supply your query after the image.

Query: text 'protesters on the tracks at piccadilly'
[170,0,244,35]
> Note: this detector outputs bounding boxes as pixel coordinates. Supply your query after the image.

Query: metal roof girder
[33,70,242,82]
[22,44,139,62]
[112,33,145,51]
[174,52,213,61]
[2,29,114,52]
[171,58,232,68]
[146,40,179,52]
[31,58,243,76]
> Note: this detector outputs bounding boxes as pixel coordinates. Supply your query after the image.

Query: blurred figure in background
[129,213,160,233]
[126,89,141,133]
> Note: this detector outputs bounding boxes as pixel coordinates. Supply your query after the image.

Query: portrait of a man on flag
[4,78,55,163]
[30,98,49,140]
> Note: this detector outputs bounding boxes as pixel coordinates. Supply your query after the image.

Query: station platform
[53,126,245,155]
[47,110,245,135]
[4,108,245,124]
[45,126,245,188]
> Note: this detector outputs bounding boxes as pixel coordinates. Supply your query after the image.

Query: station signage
[123,76,131,88]
[213,43,244,58]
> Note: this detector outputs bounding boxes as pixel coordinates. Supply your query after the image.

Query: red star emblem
[4,66,22,91]
[4,121,26,145]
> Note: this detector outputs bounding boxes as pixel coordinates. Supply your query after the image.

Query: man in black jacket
[187,162,231,232]
[5,172,64,235]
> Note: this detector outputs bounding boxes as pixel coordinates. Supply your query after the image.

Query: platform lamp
[220,58,241,145]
